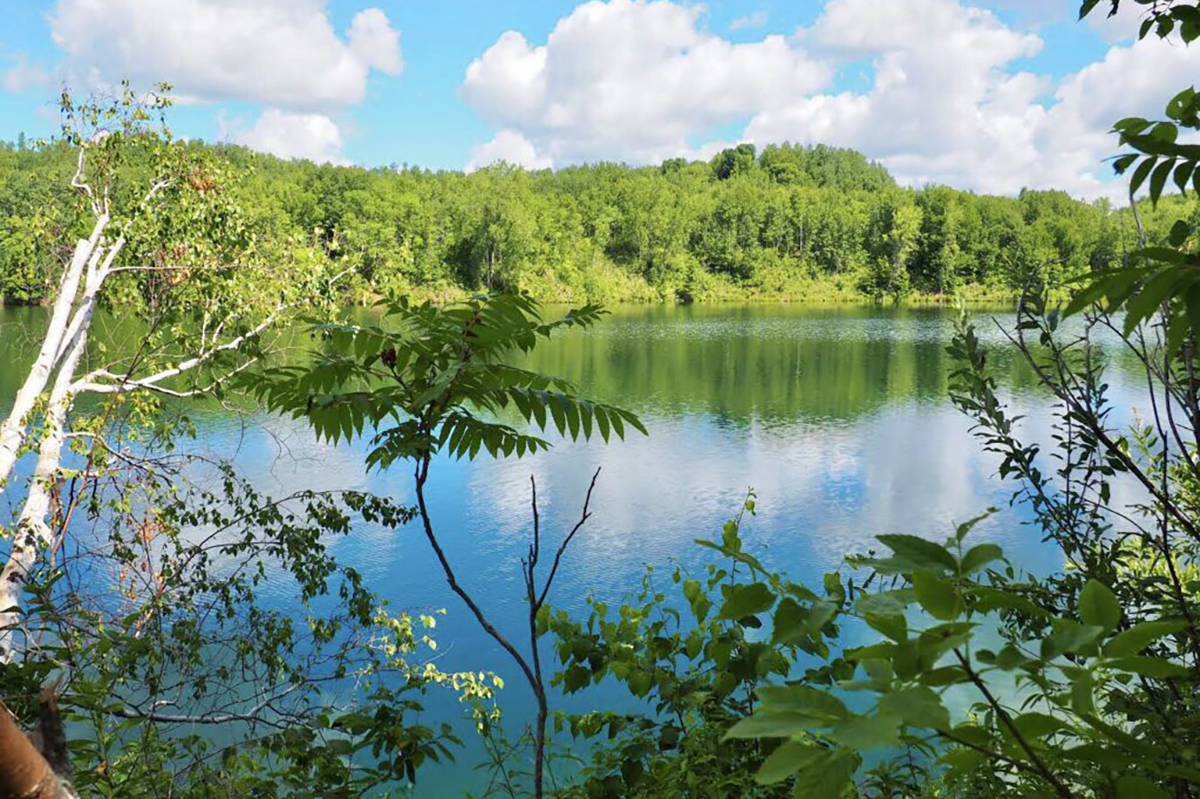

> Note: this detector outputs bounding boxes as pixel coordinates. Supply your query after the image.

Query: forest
[2,134,1195,308]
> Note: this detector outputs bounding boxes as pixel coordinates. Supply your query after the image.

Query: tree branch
[536,467,601,610]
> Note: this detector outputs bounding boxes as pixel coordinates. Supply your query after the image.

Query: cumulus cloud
[747,0,1200,197]
[48,0,403,109]
[2,53,50,93]
[459,0,830,168]
[228,110,348,165]
[347,8,406,75]
[1032,35,1200,195]
[466,130,553,172]
[747,0,1051,193]
[461,0,1200,199]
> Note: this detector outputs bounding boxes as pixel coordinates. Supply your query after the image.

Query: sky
[0,0,1193,199]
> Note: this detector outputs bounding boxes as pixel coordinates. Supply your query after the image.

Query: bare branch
[74,357,260,399]
[110,684,302,728]
[73,302,283,396]
[537,467,601,610]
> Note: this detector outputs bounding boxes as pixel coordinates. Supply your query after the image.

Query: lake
[0,303,1135,795]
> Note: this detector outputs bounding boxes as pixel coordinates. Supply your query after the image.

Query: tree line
[2,135,1194,307]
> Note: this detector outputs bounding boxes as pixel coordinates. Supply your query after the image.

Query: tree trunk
[0,221,106,490]
[0,308,90,663]
[0,704,77,799]
[532,687,547,799]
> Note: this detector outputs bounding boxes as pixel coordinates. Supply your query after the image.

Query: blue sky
[0,0,1190,198]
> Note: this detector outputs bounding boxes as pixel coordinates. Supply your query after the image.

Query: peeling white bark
[0,311,89,663]
[0,218,107,490]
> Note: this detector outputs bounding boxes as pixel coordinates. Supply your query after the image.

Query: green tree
[711,144,758,181]
[253,293,646,799]
[863,194,922,301]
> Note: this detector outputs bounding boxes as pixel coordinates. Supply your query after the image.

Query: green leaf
[772,598,806,644]
[1107,656,1189,679]
[1123,267,1188,336]
[995,644,1031,671]
[954,509,996,542]
[1150,157,1177,204]
[920,666,968,686]
[1170,219,1193,247]
[1010,712,1067,740]
[940,747,985,774]
[724,711,819,740]
[876,534,957,572]
[1113,117,1152,135]
[878,686,950,730]
[1071,671,1096,716]
[1065,274,1125,318]
[829,713,901,749]
[846,642,898,662]
[1174,162,1196,195]
[1117,775,1172,799]
[1103,620,1187,657]
[754,741,824,786]
[805,600,838,635]
[1187,281,1200,336]
[960,543,1002,574]
[326,738,354,756]
[1129,156,1158,197]
[864,612,907,643]
[791,748,857,799]
[563,664,591,693]
[857,589,915,617]
[913,570,960,621]
[1079,580,1121,632]
[1041,621,1105,659]
[1132,246,1187,265]
[757,685,848,720]
[1112,153,1139,175]
[683,579,712,623]
[1150,121,1179,144]
[717,582,775,620]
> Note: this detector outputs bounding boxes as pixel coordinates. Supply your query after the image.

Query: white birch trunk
[0,279,94,663]
[0,218,107,491]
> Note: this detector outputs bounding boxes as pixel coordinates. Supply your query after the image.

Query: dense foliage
[8,1,1200,797]
[544,3,1200,797]
[4,137,1191,307]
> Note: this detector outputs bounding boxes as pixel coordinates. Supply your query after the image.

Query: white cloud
[1085,0,1149,42]
[730,10,769,31]
[347,8,405,75]
[2,53,50,93]
[748,0,1051,193]
[466,129,553,172]
[1033,35,1200,196]
[48,0,403,109]
[460,0,1200,199]
[972,0,1071,25]
[748,0,1200,198]
[459,0,830,168]
[229,110,348,165]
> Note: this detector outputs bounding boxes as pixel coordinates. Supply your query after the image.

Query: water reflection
[0,303,1137,796]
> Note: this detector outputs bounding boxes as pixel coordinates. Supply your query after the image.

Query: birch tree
[0,85,326,662]
[0,87,492,797]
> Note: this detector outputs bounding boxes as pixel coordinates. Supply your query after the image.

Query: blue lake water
[1,304,1139,795]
